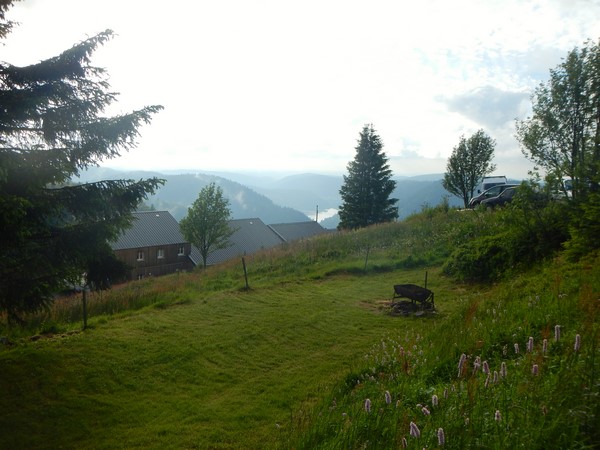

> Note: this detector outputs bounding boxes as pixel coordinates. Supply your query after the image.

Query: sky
[3,0,600,178]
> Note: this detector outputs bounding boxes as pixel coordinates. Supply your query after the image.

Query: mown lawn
[0,268,463,449]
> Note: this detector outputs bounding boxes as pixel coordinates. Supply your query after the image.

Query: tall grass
[281,252,600,449]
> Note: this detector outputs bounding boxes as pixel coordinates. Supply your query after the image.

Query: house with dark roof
[111,211,194,280]
[189,218,329,266]
[196,218,284,266]
[268,221,328,242]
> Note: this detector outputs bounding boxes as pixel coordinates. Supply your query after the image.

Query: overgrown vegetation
[281,249,599,449]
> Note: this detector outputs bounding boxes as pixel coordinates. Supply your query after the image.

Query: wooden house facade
[111,211,194,280]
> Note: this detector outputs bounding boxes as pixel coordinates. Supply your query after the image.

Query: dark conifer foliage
[0,10,163,321]
[338,124,398,229]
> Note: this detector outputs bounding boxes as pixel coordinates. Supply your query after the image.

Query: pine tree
[0,6,163,321]
[338,124,398,229]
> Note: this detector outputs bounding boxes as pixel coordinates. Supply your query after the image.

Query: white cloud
[3,0,600,179]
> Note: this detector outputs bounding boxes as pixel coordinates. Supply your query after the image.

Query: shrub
[443,184,571,282]
[443,232,512,282]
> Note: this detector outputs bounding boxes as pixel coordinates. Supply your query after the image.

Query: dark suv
[469,184,518,208]
[481,187,517,208]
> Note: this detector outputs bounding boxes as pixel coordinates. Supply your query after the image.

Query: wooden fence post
[242,257,249,290]
[82,288,88,330]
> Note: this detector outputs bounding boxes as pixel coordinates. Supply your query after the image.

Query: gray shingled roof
[268,221,327,242]
[111,211,187,250]
[201,218,285,265]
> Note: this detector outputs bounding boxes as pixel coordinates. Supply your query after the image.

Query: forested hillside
[78,167,490,228]
[76,168,310,224]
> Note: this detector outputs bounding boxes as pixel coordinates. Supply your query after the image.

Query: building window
[137,250,144,261]
[178,245,185,256]
[157,248,164,259]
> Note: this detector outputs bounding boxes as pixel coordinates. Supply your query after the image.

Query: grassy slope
[283,255,600,449]
[0,209,598,449]
[0,266,464,449]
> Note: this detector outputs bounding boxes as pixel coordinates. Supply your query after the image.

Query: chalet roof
[111,211,187,250]
[268,221,327,242]
[203,218,285,265]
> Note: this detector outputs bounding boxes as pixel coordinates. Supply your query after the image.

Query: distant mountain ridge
[77,168,522,229]
[75,168,310,224]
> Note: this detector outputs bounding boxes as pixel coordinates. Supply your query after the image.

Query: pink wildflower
[364,398,371,413]
[437,427,445,446]
[473,356,481,374]
[514,343,520,354]
[401,437,408,448]
[409,421,421,438]
[431,394,439,407]
[482,360,490,375]
[485,373,491,388]
[493,371,499,384]
[555,325,561,342]
[495,410,502,422]
[500,361,507,378]
[385,390,392,405]
[532,364,539,376]
[574,334,581,352]
[527,336,534,353]
[422,406,430,415]
[542,338,548,354]
[457,353,467,377]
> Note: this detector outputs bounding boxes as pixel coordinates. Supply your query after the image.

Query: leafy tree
[180,183,234,268]
[338,124,398,229]
[0,5,163,322]
[516,39,600,199]
[516,39,600,258]
[442,130,496,208]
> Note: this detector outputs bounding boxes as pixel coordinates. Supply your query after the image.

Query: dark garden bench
[392,284,435,309]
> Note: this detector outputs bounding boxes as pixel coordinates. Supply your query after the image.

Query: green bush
[443,232,512,282]
[443,184,571,282]
[566,188,600,259]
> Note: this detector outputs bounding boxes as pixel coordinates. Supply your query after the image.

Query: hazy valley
[76,167,501,228]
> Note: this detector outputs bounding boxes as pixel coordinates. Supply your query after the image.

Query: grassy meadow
[1,206,598,449]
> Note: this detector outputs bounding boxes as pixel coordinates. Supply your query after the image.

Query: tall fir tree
[0,5,163,321]
[338,124,398,229]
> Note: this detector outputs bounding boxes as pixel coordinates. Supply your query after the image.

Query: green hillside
[1,205,598,449]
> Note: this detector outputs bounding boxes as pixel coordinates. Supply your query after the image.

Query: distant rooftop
[204,218,284,265]
[268,221,327,242]
[111,211,187,250]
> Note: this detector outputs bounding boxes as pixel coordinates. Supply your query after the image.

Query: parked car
[469,184,518,208]
[480,187,517,208]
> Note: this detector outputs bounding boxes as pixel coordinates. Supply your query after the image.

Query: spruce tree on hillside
[338,124,398,229]
[0,3,163,321]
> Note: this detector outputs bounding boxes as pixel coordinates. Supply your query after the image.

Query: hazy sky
[4,0,600,178]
